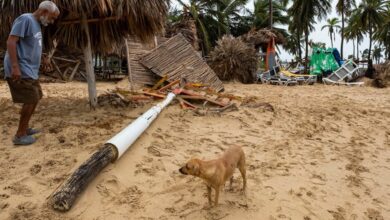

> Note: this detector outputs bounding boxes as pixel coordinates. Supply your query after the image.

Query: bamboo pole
[81,13,97,109]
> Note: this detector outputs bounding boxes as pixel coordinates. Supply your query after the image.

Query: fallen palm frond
[208,36,258,84]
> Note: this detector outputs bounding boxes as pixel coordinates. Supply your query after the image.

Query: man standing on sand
[4,1,60,145]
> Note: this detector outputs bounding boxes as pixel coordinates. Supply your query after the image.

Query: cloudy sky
[172,0,371,61]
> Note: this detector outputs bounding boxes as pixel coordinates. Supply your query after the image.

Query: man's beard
[40,16,49,26]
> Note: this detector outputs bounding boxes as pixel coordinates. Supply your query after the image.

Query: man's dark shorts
[6,78,43,104]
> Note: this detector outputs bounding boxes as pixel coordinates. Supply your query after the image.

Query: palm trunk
[368,18,372,60]
[357,40,359,61]
[352,39,355,59]
[305,27,309,74]
[297,31,302,61]
[269,0,273,29]
[330,32,333,48]
[81,13,97,109]
[340,5,344,59]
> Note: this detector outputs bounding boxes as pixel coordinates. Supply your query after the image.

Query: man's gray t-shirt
[4,13,42,80]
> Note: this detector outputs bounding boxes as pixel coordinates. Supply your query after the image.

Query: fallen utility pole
[50,93,176,211]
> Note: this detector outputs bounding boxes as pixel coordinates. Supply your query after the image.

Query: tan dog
[179,145,246,206]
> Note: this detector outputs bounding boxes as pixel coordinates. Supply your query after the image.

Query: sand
[0,80,389,220]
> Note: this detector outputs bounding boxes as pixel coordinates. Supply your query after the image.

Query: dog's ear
[192,161,200,176]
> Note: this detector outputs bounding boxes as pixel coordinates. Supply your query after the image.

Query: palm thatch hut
[0,0,168,108]
[240,28,285,51]
[208,36,258,84]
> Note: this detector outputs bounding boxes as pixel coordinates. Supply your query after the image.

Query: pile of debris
[97,88,153,108]
[373,61,390,88]
[40,45,86,82]
[98,78,241,115]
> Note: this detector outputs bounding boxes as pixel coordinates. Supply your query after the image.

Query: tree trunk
[269,0,273,29]
[305,27,309,74]
[368,25,372,60]
[81,13,97,109]
[330,32,333,48]
[352,39,355,59]
[297,31,302,61]
[51,145,116,211]
[357,40,359,61]
[341,5,345,59]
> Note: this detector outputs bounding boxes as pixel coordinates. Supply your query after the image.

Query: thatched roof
[240,28,285,49]
[0,0,169,53]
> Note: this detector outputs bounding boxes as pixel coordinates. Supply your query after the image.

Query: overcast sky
[172,0,371,61]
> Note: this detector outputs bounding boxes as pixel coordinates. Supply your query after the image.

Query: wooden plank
[68,61,81,81]
[158,79,180,92]
[142,91,166,99]
[51,59,65,80]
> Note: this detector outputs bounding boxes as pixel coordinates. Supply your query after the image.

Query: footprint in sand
[4,182,33,197]
[96,176,143,209]
[365,208,384,220]
[29,164,42,176]
[264,185,277,201]
[9,201,37,220]
[310,173,327,185]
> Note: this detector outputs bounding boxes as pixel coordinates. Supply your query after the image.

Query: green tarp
[309,47,340,75]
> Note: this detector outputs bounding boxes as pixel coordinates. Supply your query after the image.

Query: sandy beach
[0,80,389,220]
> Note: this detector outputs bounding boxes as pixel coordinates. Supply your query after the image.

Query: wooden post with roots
[81,13,98,109]
[50,145,118,211]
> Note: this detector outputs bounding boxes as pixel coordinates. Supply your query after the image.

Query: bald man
[4,1,60,145]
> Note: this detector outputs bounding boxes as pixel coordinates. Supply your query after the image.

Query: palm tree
[176,0,216,54]
[253,0,289,29]
[344,10,365,60]
[321,18,341,48]
[212,0,249,37]
[336,0,356,59]
[284,32,304,60]
[372,45,382,64]
[355,0,387,60]
[289,0,331,73]
[374,6,390,59]
[287,20,305,60]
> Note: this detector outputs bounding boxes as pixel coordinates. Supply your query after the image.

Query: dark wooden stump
[51,144,117,211]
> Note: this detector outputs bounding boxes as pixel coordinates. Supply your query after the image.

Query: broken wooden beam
[68,61,81,81]
[179,95,228,107]
[158,79,180,92]
[152,75,168,90]
[51,59,65,80]
[142,91,166,99]
[177,97,197,109]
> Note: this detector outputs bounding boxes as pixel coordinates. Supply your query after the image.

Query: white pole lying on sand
[106,92,176,159]
[51,92,176,211]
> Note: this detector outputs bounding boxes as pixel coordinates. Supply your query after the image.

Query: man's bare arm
[7,35,21,80]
